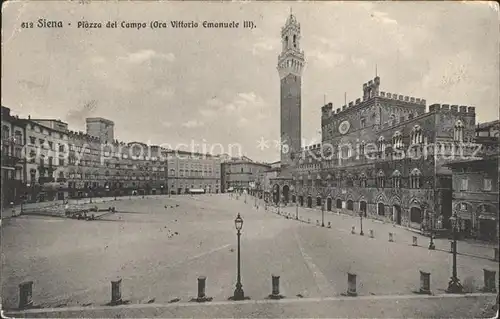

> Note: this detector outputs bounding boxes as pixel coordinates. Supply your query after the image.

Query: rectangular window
[460,178,468,191]
[30,136,36,144]
[483,178,492,191]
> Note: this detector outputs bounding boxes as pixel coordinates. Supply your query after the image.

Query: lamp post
[428,212,435,250]
[421,203,435,250]
[446,211,463,293]
[359,211,364,236]
[321,200,325,227]
[233,213,245,300]
[296,199,299,220]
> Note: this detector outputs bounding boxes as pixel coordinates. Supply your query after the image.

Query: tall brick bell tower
[277,11,304,172]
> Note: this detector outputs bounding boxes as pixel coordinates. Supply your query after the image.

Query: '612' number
[21,22,34,28]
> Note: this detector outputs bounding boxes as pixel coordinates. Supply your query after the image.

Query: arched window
[346,177,354,187]
[2,125,10,140]
[392,170,401,188]
[377,170,385,188]
[359,173,367,188]
[359,141,365,157]
[293,34,297,48]
[392,131,403,149]
[14,130,22,144]
[410,207,422,223]
[378,136,385,154]
[389,114,396,126]
[454,120,464,142]
[411,125,423,144]
[410,168,422,189]
[347,200,354,210]
[378,202,385,216]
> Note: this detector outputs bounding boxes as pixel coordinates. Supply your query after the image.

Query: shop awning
[189,189,205,194]
[478,214,497,221]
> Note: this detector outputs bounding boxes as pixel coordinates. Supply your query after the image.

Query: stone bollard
[494,248,499,262]
[419,271,431,294]
[110,278,122,305]
[268,274,284,299]
[389,232,394,242]
[327,222,331,228]
[316,220,319,226]
[308,218,311,224]
[18,281,34,309]
[193,276,212,301]
[369,230,374,238]
[351,226,355,234]
[198,276,206,299]
[347,273,357,296]
[483,269,497,293]
[412,236,418,246]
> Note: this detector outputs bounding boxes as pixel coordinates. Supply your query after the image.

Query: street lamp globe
[235,213,243,231]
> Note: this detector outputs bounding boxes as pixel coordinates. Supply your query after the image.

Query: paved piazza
[2,195,498,317]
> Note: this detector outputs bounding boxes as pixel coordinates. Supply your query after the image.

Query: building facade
[270,13,491,232]
[221,158,271,193]
[66,132,169,198]
[447,156,499,242]
[1,106,26,208]
[167,151,221,194]
[23,117,70,202]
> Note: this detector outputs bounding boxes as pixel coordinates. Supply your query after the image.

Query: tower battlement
[379,91,426,105]
[68,130,101,142]
[428,104,475,114]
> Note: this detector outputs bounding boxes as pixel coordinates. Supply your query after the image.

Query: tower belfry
[277,11,305,169]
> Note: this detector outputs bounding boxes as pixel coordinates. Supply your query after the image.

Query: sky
[2,1,498,162]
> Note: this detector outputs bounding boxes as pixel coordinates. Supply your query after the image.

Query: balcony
[1,155,21,168]
[38,176,55,184]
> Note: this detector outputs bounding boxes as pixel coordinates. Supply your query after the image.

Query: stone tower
[277,11,305,168]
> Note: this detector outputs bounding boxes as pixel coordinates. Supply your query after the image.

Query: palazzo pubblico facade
[269,13,497,233]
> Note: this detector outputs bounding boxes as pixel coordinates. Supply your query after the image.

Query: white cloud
[182,119,204,128]
[162,121,172,128]
[308,50,345,68]
[199,108,217,118]
[120,50,175,64]
[371,11,398,25]
[252,37,276,55]
[350,56,367,68]
[238,92,258,102]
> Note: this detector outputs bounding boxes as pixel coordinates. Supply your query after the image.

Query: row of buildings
[267,12,499,242]
[1,106,229,206]
[1,105,280,208]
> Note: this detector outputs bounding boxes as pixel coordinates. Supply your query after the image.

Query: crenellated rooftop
[321,76,427,120]
[428,104,475,114]
[68,130,101,142]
